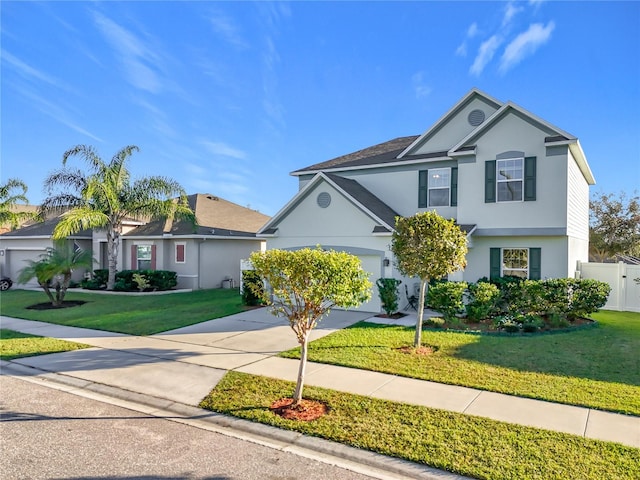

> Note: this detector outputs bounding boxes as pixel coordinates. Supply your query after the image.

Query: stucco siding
[457,112,568,230]
[463,236,570,282]
[413,97,500,154]
[566,149,590,240]
[199,239,264,289]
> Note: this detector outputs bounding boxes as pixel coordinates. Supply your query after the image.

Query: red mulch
[396,345,437,356]
[270,398,329,421]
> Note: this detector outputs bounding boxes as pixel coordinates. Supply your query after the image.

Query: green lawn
[0,329,90,360]
[280,310,640,415]
[201,372,639,480]
[0,288,245,335]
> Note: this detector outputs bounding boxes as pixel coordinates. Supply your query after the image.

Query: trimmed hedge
[81,269,177,291]
[241,270,264,306]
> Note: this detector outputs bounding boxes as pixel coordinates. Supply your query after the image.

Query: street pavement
[0,375,379,480]
[1,306,638,478]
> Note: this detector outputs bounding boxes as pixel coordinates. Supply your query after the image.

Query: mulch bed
[396,345,438,356]
[375,312,408,319]
[26,300,86,310]
[270,397,329,421]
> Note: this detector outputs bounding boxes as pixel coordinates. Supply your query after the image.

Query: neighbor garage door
[6,249,46,287]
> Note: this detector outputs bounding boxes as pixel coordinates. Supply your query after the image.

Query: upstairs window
[419,167,457,208]
[428,168,451,207]
[496,158,523,202]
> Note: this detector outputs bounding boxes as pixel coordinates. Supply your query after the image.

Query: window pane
[428,169,450,188]
[503,269,528,279]
[137,245,152,260]
[138,259,152,270]
[428,188,450,207]
[497,159,523,180]
[176,244,185,263]
[497,181,523,201]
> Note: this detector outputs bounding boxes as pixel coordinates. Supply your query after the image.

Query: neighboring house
[116,193,270,289]
[258,88,595,312]
[0,216,93,286]
[0,193,270,290]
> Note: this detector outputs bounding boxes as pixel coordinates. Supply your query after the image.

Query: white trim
[290,154,452,177]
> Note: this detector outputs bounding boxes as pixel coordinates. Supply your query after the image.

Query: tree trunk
[293,333,309,406]
[414,279,428,348]
[106,226,120,290]
[40,282,56,306]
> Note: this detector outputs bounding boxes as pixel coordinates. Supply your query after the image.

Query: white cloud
[411,72,432,99]
[1,50,69,90]
[503,1,524,27]
[470,35,502,76]
[208,11,249,49]
[92,11,165,94]
[200,140,246,160]
[467,22,479,38]
[499,21,556,74]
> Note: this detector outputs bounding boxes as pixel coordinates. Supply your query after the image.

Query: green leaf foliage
[391,211,468,281]
[376,278,402,315]
[249,248,372,334]
[427,281,467,322]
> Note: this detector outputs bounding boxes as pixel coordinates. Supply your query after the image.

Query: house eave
[290,154,452,177]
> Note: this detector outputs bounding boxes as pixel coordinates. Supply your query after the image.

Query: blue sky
[2,1,638,216]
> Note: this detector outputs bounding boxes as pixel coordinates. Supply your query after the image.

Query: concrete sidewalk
[1,310,638,449]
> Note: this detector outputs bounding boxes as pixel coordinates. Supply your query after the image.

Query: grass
[0,329,90,360]
[200,372,640,480]
[0,288,245,335]
[280,310,640,415]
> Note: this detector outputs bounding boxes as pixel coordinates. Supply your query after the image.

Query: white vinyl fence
[577,261,640,312]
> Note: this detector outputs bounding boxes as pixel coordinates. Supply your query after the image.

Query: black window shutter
[529,248,541,280]
[450,167,458,206]
[418,170,428,208]
[485,160,496,203]
[490,248,501,280]
[524,156,537,201]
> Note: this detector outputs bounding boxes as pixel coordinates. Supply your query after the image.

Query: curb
[1,360,469,480]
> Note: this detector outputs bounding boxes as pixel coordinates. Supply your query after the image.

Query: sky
[1,1,639,217]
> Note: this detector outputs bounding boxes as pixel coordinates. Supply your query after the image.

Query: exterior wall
[0,238,92,287]
[567,236,589,278]
[457,112,568,231]
[566,149,590,240]
[413,97,500,154]
[198,238,264,289]
[167,239,199,289]
[266,180,393,312]
[463,236,569,282]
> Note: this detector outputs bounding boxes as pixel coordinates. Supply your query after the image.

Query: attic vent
[207,195,219,201]
[317,192,331,208]
[468,109,485,126]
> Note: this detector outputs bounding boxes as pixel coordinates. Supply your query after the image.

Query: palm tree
[41,145,196,290]
[0,178,40,231]
[18,240,93,306]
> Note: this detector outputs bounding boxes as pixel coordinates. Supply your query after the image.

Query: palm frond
[62,145,103,172]
[43,168,88,193]
[52,207,109,239]
[0,178,28,198]
[40,194,84,216]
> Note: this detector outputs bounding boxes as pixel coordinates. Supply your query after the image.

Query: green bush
[376,278,402,316]
[241,270,264,306]
[465,281,500,321]
[427,281,467,322]
[84,269,177,291]
[569,279,610,318]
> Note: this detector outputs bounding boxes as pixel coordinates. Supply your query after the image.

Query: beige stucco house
[258,89,595,312]
[0,193,269,290]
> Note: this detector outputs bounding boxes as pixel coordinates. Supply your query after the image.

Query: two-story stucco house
[258,89,595,312]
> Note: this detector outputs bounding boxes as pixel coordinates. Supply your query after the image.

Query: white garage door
[6,250,46,287]
[351,254,382,313]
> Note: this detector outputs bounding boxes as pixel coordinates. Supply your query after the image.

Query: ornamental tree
[589,191,640,261]
[391,211,468,347]
[249,247,371,405]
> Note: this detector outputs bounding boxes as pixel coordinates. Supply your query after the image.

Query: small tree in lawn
[391,211,468,348]
[249,247,371,406]
[18,240,93,306]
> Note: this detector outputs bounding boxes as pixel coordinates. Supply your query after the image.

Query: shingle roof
[325,174,400,229]
[0,216,92,238]
[293,136,420,174]
[125,193,270,237]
